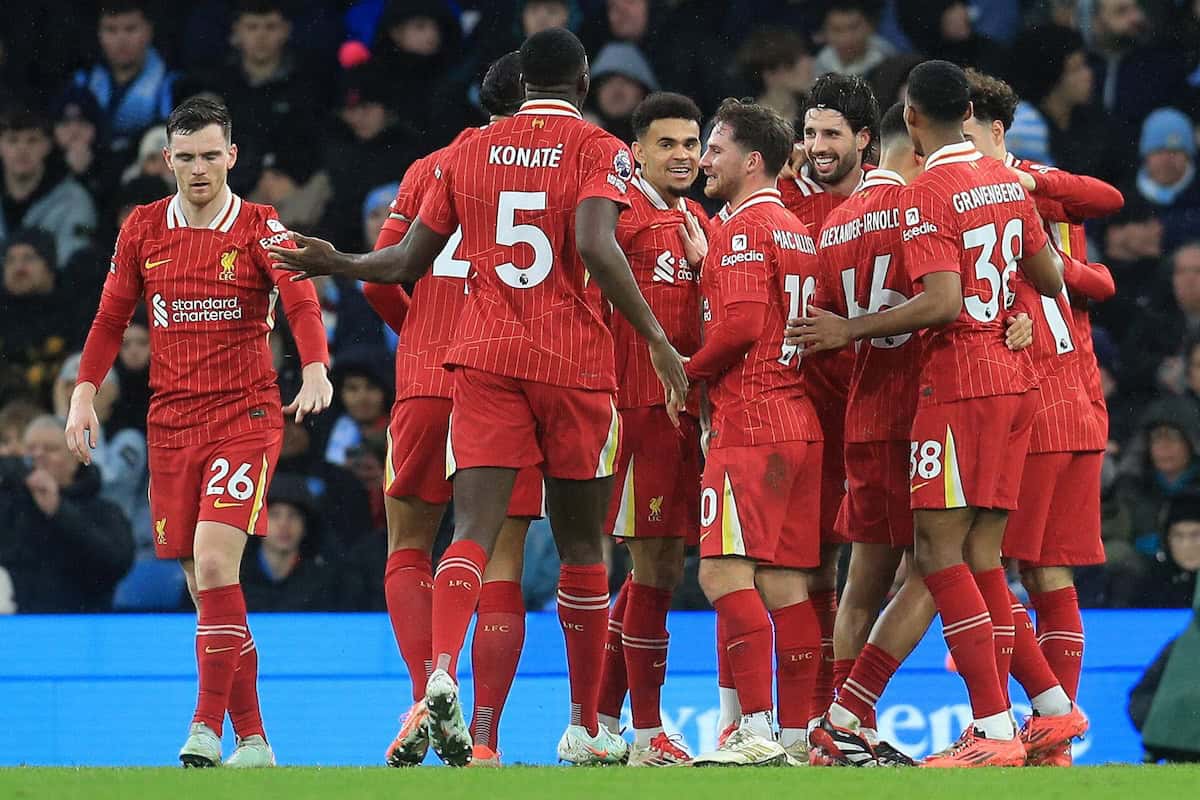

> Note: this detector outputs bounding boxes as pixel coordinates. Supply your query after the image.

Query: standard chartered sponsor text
[171,296,243,323]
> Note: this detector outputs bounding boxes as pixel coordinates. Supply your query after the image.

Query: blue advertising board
[0,610,1187,766]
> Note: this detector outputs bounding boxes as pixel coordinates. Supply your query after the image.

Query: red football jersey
[901,141,1048,404]
[611,171,705,409]
[84,190,326,447]
[817,169,920,443]
[379,127,482,401]
[702,188,822,449]
[418,99,632,391]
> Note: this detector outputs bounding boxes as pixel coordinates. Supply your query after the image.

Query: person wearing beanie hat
[362,181,400,249]
[1133,490,1200,608]
[588,42,659,141]
[1137,108,1199,205]
[52,87,107,194]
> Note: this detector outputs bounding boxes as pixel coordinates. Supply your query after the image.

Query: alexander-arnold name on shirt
[820,208,900,248]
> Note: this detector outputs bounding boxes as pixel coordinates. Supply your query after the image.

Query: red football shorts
[699,440,822,569]
[604,406,701,543]
[838,440,914,548]
[908,391,1037,511]
[385,396,543,517]
[1003,451,1104,566]
[148,428,282,559]
[448,368,620,481]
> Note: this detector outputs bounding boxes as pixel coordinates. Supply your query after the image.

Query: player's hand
[26,468,61,517]
[650,338,688,428]
[780,142,807,179]
[284,363,334,422]
[267,232,345,280]
[1009,167,1037,193]
[1005,312,1034,350]
[678,211,708,267]
[790,307,852,352]
[65,385,100,466]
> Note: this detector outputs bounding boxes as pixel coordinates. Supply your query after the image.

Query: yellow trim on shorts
[384,427,396,490]
[595,399,621,478]
[612,457,637,537]
[720,472,746,556]
[942,426,967,509]
[246,454,270,534]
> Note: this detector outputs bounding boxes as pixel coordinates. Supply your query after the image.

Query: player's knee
[192,550,238,590]
[555,536,603,566]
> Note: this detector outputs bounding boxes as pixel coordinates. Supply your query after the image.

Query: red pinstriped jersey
[817,170,920,443]
[702,188,822,448]
[379,127,482,401]
[611,171,705,409]
[97,191,321,447]
[418,99,632,391]
[901,142,1047,404]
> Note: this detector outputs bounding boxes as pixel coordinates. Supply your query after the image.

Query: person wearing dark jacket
[1134,491,1200,608]
[0,415,133,613]
[241,473,340,611]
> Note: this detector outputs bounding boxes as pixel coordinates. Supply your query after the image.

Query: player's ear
[631,139,645,167]
[991,120,1005,148]
[161,145,171,170]
[856,127,871,157]
[578,70,590,102]
[227,143,238,169]
[963,101,974,125]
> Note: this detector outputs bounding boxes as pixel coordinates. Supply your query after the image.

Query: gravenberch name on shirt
[951,181,1027,213]
[487,144,565,168]
[819,209,900,248]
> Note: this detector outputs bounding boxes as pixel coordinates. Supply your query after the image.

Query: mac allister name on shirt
[772,229,817,255]
[820,208,901,248]
[951,181,1027,213]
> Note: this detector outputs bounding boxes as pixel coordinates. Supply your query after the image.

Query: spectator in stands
[1134,491,1200,607]
[587,42,657,142]
[345,432,387,533]
[1099,201,1165,327]
[864,52,923,109]
[362,182,398,251]
[319,65,416,252]
[0,415,133,612]
[1125,108,1200,252]
[119,126,174,193]
[1085,0,1187,145]
[249,148,331,232]
[105,305,150,436]
[241,473,340,611]
[69,1,175,176]
[735,29,814,127]
[51,88,107,203]
[0,107,97,267]
[0,400,43,457]
[1008,25,1123,184]
[0,230,88,405]
[1121,241,1200,401]
[324,350,391,467]
[813,1,895,78]
[895,0,1000,70]
[476,0,582,67]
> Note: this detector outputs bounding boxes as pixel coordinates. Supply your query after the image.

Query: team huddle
[64,26,1118,770]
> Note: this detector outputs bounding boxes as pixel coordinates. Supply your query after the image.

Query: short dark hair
[966,68,1018,131]
[234,0,288,20]
[879,101,910,145]
[519,27,587,88]
[805,72,880,144]
[906,59,969,124]
[166,97,232,143]
[480,51,525,117]
[0,106,50,137]
[99,1,148,18]
[713,97,794,176]
[631,92,702,140]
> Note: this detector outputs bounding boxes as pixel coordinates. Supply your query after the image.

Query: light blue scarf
[1138,163,1196,206]
[74,47,174,138]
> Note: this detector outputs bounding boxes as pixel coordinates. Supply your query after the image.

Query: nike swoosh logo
[910,481,930,493]
[653,660,667,668]
[144,258,171,270]
[584,745,609,758]
[205,646,236,654]
[699,532,711,542]
[212,499,244,508]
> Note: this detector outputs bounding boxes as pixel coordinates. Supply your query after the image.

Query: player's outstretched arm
[787,271,963,352]
[1013,166,1124,221]
[1063,255,1116,303]
[268,222,447,284]
[1018,241,1065,297]
[576,196,688,416]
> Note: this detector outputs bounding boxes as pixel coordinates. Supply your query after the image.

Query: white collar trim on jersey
[726,187,784,220]
[859,168,906,189]
[1004,152,1017,167]
[924,140,983,170]
[792,164,826,197]
[166,186,243,232]
[516,98,583,119]
[632,169,685,212]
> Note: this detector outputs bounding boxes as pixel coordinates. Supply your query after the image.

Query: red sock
[770,600,821,730]
[623,582,673,731]
[1009,591,1060,701]
[717,612,734,689]
[228,631,264,740]
[832,658,876,728]
[193,584,247,736]
[712,588,774,714]
[924,565,1008,720]
[1031,586,1084,700]
[470,580,525,751]
[385,548,433,701]
[557,563,610,736]
[431,540,487,680]
[973,568,1015,702]
[597,576,631,721]
[809,589,838,721]
[836,643,900,725]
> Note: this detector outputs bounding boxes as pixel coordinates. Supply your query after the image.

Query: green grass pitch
[3,766,1199,800]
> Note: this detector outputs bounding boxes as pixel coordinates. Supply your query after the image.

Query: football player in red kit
[593,91,708,767]
[66,98,332,768]
[268,28,687,767]
[687,99,824,767]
